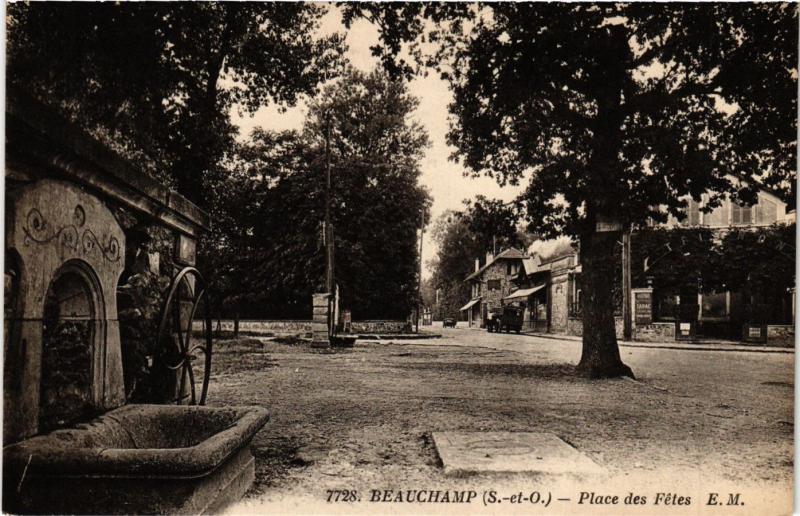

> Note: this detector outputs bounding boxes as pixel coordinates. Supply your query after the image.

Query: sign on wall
[634,291,652,325]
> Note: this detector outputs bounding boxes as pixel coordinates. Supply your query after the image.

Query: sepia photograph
[2,2,797,514]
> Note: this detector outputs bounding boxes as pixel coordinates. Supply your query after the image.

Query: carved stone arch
[39,259,106,432]
[5,179,126,442]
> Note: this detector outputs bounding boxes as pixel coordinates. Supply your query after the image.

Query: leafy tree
[428,210,478,319]
[353,3,797,377]
[234,130,327,319]
[629,224,796,324]
[341,4,470,79]
[715,224,795,323]
[198,143,272,331]
[463,196,532,254]
[211,68,432,320]
[303,67,432,318]
[630,227,722,318]
[7,2,343,204]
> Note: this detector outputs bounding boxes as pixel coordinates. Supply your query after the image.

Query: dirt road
[211,328,793,514]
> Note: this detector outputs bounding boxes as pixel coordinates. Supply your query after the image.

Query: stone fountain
[3,91,269,514]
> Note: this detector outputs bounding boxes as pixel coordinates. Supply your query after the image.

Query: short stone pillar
[311,293,331,348]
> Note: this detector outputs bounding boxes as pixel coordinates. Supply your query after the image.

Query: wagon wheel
[156,266,213,405]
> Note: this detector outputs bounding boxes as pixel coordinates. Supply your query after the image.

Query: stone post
[311,293,331,348]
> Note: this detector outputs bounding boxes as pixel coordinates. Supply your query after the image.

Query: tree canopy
[7,2,343,204]
[351,3,797,377]
[442,4,797,237]
[200,68,431,320]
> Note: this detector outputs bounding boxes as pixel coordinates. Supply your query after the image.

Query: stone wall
[633,322,675,342]
[480,261,517,313]
[767,325,795,347]
[191,319,414,335]
[191,319,313,335]
[4,179,127,442]
[566,317,582,336]
[349,320,412,334]
[4,91,210,433]
[565,316,625,339]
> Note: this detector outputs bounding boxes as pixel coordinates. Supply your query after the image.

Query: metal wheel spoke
[156,267,213,406]
[175,301,187,353]
[176,361,188,404]
[186,360,197,405]
[166,358,185,371]
[188,343,207,356]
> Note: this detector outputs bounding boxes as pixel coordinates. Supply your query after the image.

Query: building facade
[501,188,794,345]
[460,248,526,327]
[655,190,794,341]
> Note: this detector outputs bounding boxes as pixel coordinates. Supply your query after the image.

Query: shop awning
[459,298,482,311]
[503,284,546,301]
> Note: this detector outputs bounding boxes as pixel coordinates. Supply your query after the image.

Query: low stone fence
[633,322,676,342]
[566,316,625,339]
[194,319,413,336]
[565,317,673,342]
[766,325,795,347]
[348,320,412,334]
[194,320,312,335]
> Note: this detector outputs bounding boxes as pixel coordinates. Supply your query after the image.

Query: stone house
[460,248,526,327]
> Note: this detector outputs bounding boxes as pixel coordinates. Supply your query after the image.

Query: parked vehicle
[498,305,523,333]
[443,318,457,328]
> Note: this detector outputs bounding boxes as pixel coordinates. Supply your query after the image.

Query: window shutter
[688,200,700,225]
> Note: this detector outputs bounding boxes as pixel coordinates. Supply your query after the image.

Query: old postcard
[3,2,796,515]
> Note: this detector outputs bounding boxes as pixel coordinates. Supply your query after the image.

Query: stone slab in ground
[432,431,605,476]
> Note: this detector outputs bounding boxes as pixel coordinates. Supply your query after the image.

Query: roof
[459,298,481,311]
[539,252,577,266]
[503,284,546,301]
[464,247,527,282]
[497,247,526,260]
[521,257,540,276]
[517,252,578,278]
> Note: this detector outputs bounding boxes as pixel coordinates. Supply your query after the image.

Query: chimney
[475,258,480,272]
[486,251,494,265]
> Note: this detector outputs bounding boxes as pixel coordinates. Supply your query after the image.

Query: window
[487,279,501,291]
[506,262,520,276]
[732,203,753,225]
[687,199,700,226]
[703,203,727,226]
[757,198,777,225]
[656,293,679,321]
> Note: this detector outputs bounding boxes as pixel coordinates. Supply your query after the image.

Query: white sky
[230,5,523,279]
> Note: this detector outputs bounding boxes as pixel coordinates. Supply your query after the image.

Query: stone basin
[3,404,270,515]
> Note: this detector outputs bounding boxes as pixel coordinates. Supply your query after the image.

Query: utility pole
[324,115,333,293]
[416,211,424,333]
[622,229,632,341]
[324,111,335,337]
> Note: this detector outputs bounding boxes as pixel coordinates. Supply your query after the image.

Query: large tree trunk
[577,230,635,378]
